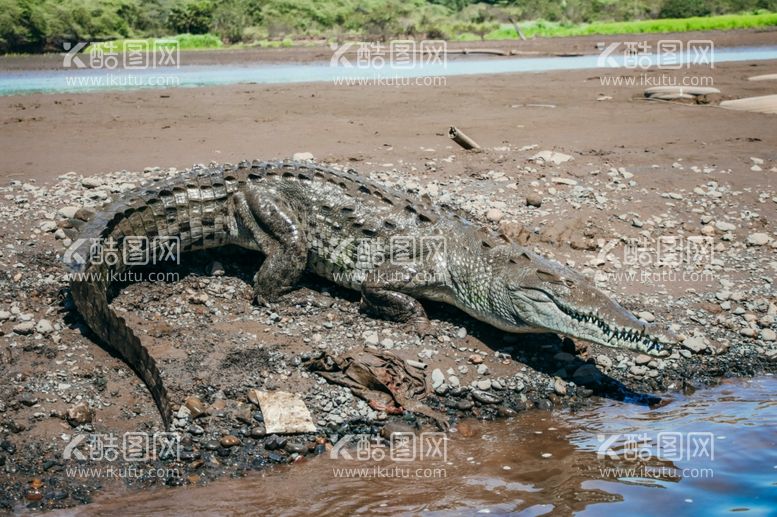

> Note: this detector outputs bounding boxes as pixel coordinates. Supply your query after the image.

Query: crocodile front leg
[240,189,308,304]
[360,263,433,336]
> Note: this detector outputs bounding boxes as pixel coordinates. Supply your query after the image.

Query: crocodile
[65,160,679,429]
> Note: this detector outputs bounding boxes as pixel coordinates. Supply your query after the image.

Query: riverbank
[1,28,776,71]
[0,41,776,510]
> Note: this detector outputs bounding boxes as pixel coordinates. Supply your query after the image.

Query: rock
[762,329,776,342]
[595,355,613,369]
[747,233,770,246]
[714,221,736,232]
[207,261,225,276]
[637,311,655,323]
[292,152,314,161]
[457,399,474,411]
[635,354,652,366]
[448,375,460,387]
[476,379,492,391]
[431,368,445,389]
[629,365,648,376]
[380,421,415,439]
[471,390,501,404]
[12,322,35,335]
[531,150,573,165]
[66,401,94,426]
[250,425,267,438]
[682,336,707,354]
[526,193,543,208]
[19,393,38,406]
[553,378,567,396]
[220,435,241,448]
[80,177,103,189]
[486,208,503,222]
[39,221,57,232]
[572,364,602,385]
[0,311,10,321]
[185,396,206,418]
[58,206,80,219]
[551,177,578,186]
[477,364,489,375]
[35,319,54,335]
[364,332,380,346]
[468,354,483,365]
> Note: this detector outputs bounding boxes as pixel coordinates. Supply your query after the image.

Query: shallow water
[1,46,776,95]
[56,376,776,516]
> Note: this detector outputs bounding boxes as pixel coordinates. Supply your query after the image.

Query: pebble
[526,193,543,208]
[486,208,503,222]
[635,354,652,366]
[476,379,492,391]
[747,233,770,246]
[682,336,707,353]
[66,401,94,426]
[185,396,206,418]
[471,390,501,404]
[637,311,655,323]
[468,354,483,365]
[431,368,445,389]
[553,378,567,396]
[220,435,241,448]
[81,177,103,188]
[35,319,53,335]
[12,322,35,335]
[595,355,613,369]
[629,365,648,376]
[292,152,314,161]
[761,329,776,342]
[714,221,736,232]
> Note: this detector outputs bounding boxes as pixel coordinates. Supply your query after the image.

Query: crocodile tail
[66,217,173,429]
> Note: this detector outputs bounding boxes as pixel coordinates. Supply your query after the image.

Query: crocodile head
[501,250,678,355]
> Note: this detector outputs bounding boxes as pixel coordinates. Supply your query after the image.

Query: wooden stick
[508,17,527,41]
[449,126,481,150]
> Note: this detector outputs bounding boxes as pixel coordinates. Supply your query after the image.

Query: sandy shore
[0,30,776,510]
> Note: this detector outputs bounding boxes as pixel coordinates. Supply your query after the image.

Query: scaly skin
[65,160,679,428]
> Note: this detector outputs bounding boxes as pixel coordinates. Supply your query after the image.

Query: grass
[480,12,777,40]
[84,12,777,54]
[87,34,222,54]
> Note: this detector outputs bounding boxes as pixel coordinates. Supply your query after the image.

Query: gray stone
[682,336,707,353]
[431,368,445,389]
[747,233,770,246]
[35,319,54,335]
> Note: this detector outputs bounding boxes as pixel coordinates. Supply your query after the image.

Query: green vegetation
[1,0,776,54]
[480,12,777,40]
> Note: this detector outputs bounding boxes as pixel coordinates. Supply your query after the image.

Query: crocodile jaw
[507,288,678,355]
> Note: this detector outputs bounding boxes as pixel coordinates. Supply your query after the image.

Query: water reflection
[55,377,776,516]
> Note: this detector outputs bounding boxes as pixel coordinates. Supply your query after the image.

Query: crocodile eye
[536,270,563,284]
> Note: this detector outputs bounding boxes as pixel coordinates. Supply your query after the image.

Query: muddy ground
[0,31,776,511]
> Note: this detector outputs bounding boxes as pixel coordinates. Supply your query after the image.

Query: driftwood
[449,126,481,151]
[508,17,527,41]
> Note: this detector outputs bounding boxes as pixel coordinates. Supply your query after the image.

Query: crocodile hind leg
[243,189,308,305]
[360,263,434,337]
